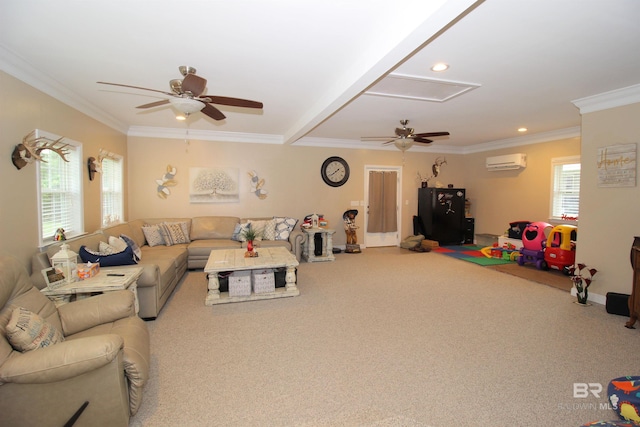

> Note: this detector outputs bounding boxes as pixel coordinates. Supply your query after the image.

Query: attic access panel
[365,73,480,102]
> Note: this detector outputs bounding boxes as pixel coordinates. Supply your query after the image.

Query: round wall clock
[321,156,350,187]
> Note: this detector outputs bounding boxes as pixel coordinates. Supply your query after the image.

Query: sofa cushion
[190,216,239,240]
[79,245,137,267]
[6,307,65,352]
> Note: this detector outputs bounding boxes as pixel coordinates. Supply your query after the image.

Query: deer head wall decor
[12,130,71,170]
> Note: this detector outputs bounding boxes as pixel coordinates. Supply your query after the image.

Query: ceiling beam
[282,0,484,145]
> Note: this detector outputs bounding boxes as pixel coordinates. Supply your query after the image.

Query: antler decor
[12,130,71,170]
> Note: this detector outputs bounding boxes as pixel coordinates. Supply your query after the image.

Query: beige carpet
[129,247,639,427]
[488,263,573,292]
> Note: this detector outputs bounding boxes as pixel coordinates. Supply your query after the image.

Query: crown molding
[460,126,581,154]
[127,126,284,144]
[297,127,581,155]
[0,44,129,134]
[572,84,640,114]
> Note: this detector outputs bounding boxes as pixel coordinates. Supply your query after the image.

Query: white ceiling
[1,0,640,154]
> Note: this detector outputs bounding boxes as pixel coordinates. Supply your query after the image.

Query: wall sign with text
[597,143,637,188]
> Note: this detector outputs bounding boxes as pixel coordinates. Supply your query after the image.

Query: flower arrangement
[568,263,598,305]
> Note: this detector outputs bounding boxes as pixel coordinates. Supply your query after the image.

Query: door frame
[363,165,402,248]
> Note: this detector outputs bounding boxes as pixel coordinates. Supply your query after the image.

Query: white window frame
[36,130,84,247]
[549,155,580,224]
[100,150,124,227]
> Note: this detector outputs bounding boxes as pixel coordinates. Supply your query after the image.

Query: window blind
[101,155,123,226]
[551,161,580,218]
[38,144,83,243]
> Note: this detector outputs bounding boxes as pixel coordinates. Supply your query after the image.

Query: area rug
[487,263,573,292]
[433,244,514,266]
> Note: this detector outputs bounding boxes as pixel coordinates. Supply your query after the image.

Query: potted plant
[569,263,598,305]
[241,226,261,253]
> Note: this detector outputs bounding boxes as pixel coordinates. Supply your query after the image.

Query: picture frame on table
[42,267,66,289]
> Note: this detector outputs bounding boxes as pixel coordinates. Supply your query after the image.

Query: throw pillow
[142,224,165,247]
[273,217,298,240]
[231,223,243,242]
[79,245,137,266]
[6,307,65,352]
[158,222,190,246]
[99,241,119,255]
[249,219,277,241]
[231,223,251,242]
[108,235,128,253]
[120,234,142,261]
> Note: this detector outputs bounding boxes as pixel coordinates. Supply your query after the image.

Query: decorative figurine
[343,209,361,253]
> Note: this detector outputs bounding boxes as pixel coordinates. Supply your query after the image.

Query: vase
[421,182,428,188]
[247,240,254,252]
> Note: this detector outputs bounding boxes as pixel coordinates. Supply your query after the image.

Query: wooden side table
[301,228,335,262]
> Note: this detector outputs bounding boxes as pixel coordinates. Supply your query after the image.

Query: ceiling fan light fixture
[169,97,205,114]
[394,139,414,152]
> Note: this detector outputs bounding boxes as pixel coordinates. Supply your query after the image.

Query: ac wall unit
[486,153,527,171]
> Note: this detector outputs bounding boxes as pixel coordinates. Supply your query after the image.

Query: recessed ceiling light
[431,63,449,72]
[518,127,528,132]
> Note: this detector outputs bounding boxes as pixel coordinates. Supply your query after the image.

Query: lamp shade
[169,97,206,114]
[394,139,414,152]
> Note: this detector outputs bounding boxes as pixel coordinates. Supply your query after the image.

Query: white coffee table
[41,266,143,313]
[204,247,299,305]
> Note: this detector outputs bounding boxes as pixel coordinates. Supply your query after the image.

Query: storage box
[77,262,100,280]
[229,271,251,297]
[217,271,232,292]
[606,292,630,317]
[252,269,275,294]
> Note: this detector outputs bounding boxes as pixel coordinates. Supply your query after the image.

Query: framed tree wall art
[189,167,240,203]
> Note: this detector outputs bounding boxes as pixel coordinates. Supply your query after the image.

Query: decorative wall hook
[12,130,70,170]
[87,157,99,181]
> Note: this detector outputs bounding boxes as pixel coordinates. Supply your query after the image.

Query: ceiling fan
[97,66,263,121]
[361,119,450,151]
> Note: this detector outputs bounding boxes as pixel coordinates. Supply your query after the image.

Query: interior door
[364,166,401,247]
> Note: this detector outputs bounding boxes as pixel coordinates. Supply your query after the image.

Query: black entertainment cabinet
[417,187,467,245]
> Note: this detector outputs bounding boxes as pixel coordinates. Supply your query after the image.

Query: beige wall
[576,102,640,297]
[127,136,466,248]
[463,138,581,235]
[0,71,127,269]
[3,69,638,303]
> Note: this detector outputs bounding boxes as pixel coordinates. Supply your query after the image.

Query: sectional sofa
[31,216,303,319]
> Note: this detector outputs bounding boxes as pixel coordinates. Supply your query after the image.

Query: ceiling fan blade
[136,99,171,109]
[382,139,399,145]
[201,103,226,121]
[413,131,450,137]
[201,96,263,109]
[361,136,395,140]
[181,74,207,97]
[97,81,175,97]
[413,137,433,144]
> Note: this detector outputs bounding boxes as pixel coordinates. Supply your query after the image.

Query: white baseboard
[570,287,606,305]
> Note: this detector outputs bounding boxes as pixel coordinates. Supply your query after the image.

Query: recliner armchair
[0,255,150,427]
